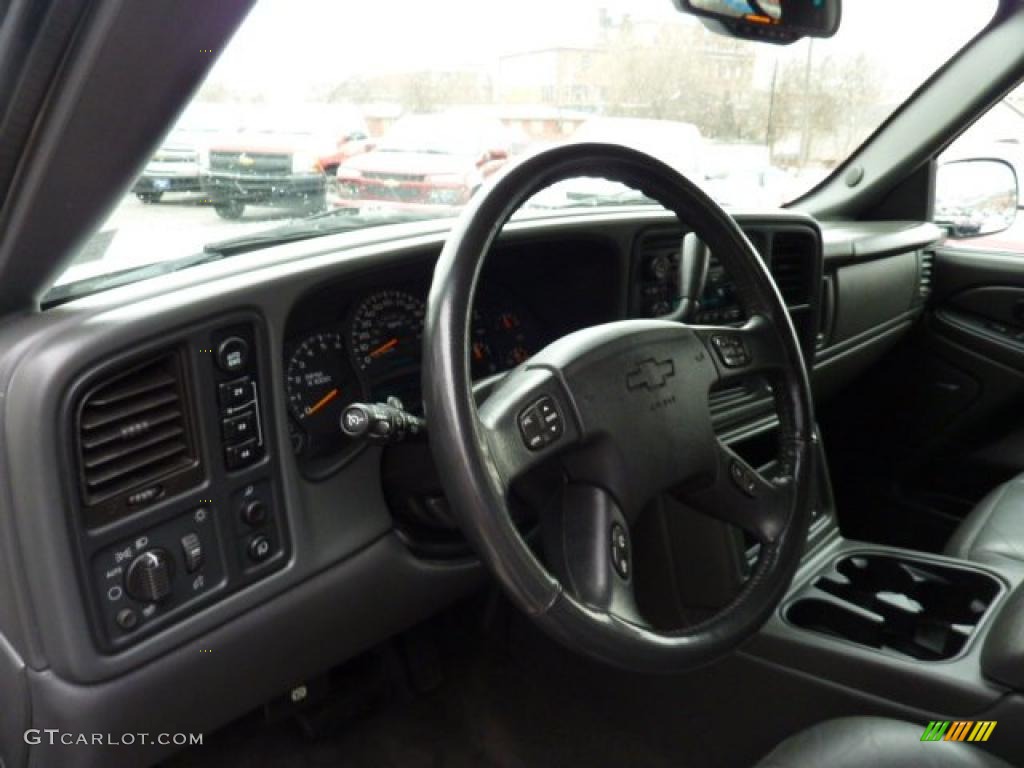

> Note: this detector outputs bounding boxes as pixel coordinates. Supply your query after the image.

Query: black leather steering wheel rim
[423,142,815,672]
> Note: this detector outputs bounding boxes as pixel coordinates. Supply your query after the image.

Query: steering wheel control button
[180,532,204,573]
[518,407,544,449]
[225,438,259,470]
[730,460,758,497]
[610,524,630,580]
[125,549,174,603]
[218,376,253,409]
[247,534,273,564]
[520,396,563,450]
[711,334,750,368]
[216,336,250,373]
[241,499,268,528]
[116,608,139,631]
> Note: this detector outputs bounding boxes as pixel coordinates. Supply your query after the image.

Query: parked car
[331,113,516,214]
[201,104,369,219]
[131,104,237,204]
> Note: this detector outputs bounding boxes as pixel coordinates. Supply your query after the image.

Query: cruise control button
[222,409,257,442]
[519,407,544,450]
[225,439,259,470]
[730,460,757,497]
[610,523,630,580]
[217,336,250,373]
[218,376,252,409]
[711,335,750,368]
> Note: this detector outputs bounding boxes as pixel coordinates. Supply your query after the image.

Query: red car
[332,113,517,214]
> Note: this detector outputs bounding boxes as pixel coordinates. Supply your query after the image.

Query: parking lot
[59,191,304,286]
[56,185,1024,291]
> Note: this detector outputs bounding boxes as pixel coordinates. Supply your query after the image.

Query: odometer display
[285,331,360,438]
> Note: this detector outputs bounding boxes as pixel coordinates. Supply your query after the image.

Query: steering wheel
[422,143,815,672]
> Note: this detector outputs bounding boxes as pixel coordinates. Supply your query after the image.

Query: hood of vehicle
[341,150,478,177]
[209,131,329,155]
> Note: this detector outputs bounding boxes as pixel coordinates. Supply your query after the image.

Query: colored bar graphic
[969,722,997,742]
[921,720,996,743]
[921,721,950,741]
[945,721,971,741]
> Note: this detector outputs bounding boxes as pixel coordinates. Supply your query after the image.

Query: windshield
[52,0,997,298]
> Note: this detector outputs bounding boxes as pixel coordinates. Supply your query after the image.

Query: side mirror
[935,159,1019,240]
[673,0,841,45]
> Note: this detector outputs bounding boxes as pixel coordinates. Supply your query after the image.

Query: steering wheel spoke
[476,365,581,490]
[694,313,788,386]
[543,483,646,627]
[679,438,793,544]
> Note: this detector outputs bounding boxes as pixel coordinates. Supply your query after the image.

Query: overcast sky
[205,0,997,103]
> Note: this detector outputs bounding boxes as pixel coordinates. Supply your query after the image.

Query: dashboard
[282,239,621,473]
[0,208,942,768]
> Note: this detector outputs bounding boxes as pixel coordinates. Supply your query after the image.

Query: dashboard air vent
[918,251,934,300]
[76,351,199,513]
[769,232,814,306]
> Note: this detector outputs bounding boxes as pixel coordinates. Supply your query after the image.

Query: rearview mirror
[673,0,841,45]
[935,159,1019,240]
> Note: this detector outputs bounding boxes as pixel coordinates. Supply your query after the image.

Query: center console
[786,552,1003,661]
[742,437,1024,758]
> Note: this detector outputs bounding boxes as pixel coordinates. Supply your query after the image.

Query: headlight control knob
[125,549,173,603]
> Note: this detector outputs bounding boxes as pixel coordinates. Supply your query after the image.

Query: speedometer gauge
[285,331,360,437]
[350,290,426,378]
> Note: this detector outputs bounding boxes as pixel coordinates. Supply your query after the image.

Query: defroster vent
[76,351,201,524]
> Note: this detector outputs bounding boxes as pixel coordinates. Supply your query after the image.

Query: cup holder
[785,553,1002,661]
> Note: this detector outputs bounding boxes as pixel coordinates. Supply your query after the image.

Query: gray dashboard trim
[818,220,943,266]
[24,533,484,768]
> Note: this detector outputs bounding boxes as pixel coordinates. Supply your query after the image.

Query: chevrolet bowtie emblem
[626,358,675,391]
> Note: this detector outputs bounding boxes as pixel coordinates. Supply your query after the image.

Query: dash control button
[216,336,249,373]
[225,439,259,470]
[248,535,273,564]
[181,532,204,573]
[218,376,252,409]
[116,608,138,631]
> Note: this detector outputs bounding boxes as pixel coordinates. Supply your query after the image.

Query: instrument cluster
[284,284,543,464]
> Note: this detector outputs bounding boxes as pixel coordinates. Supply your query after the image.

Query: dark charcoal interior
[786,554,1003,661]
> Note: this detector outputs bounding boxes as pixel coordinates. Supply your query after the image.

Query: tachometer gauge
[350,290,426,378]
[285,331,360,437]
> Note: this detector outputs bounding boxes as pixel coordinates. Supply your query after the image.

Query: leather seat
[755,717,1013,767]
[945,474,1024,566]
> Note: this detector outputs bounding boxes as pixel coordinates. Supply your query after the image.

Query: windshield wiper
[201,208,449,257]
